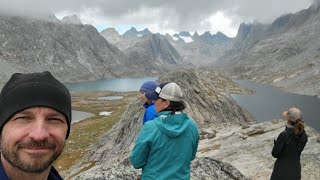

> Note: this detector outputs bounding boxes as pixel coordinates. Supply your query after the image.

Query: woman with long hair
[271,107,308,180]
[130,82,199,180]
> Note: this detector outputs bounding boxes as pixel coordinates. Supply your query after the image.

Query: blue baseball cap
[139,81,158,93]
[145,82,170,100]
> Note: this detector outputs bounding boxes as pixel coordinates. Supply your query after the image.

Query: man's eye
[14,116,30,120]
[48,117,62,121]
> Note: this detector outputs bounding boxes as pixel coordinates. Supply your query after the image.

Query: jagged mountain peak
[172,33,180,37]
[193,31,200,36]
[128,27,138,32]
[202,31,212,36]
[123,27,152,38]
[141,28,151,33]
[123,27,139,38]
[216,31,225,36]
[100,27,119,35]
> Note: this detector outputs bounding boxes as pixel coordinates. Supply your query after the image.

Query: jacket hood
[154,111,190,138]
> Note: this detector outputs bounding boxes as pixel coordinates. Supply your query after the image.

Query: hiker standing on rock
[271,107,308,180]
[138,81,158,125]
[130,82,199,180]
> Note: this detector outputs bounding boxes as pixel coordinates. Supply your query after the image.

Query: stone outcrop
[66,68,254,178]
[72,157,248,180]
[197,120,320,180]
[157,69,254,125]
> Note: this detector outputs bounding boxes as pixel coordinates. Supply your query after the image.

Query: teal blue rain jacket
[130,111,199,180]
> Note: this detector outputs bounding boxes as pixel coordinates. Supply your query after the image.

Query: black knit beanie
[0,71,72,138]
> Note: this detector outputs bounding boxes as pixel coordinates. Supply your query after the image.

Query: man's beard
[1,139,64,173]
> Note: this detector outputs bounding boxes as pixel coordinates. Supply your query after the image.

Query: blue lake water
[72,110,95,123]
[65,77,158,92]
[67,77,157,123]
[231,80,320,131]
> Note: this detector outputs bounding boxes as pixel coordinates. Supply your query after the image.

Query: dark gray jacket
[271,126,308,180]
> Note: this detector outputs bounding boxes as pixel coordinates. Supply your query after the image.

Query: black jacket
[0,161,63,180]
[270,126,308,180]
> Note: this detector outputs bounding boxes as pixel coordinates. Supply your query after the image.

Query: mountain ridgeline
[100,1,320,97]
[0,15,183,84]
[1,1,320,98]
[217,2,320,97]
[0,15,136,83]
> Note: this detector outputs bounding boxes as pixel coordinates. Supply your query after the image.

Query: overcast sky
[0,0,314,37]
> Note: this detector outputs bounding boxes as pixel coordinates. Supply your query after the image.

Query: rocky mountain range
[0,15,183,85]
[170,31,232,45]
[124,34,182,73]
[123,27,153,39]
[216,1,320,97]
[0,14,134,83]
[101,26,233,67]
[99,1,320,98]
[101,27,183,74]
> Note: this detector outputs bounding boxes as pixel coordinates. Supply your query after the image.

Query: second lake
[231,80,320,131]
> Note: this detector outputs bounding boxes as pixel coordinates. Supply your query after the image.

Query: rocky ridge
[217,2,320,97]
[72,157,248,180]
[101,29,183,74]
[100,28,126,50]
[166,31,233,66]
[197,119,320,180]
[67,68,254,179]
[124,34,182,74]
[0,15,134,83]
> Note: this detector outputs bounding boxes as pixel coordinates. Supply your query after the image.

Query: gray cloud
[0,0,314,36]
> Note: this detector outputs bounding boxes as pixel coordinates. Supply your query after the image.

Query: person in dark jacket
[139,81,158,124]
[131,82,199,180]
[271,107,308,180]
[0,71,72,180]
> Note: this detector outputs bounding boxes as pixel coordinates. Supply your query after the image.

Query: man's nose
[28,119,50,141]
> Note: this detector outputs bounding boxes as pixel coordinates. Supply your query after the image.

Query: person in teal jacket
[130,82,199,180]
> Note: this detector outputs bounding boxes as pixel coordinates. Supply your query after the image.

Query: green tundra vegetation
[54,90,137,176]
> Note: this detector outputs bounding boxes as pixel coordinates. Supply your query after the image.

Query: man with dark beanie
[0,71,71,180]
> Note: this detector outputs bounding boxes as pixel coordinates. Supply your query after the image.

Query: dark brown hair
[161,98,186,115]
